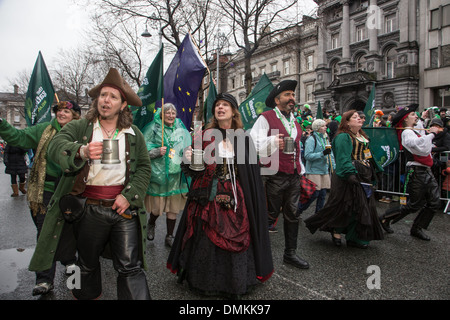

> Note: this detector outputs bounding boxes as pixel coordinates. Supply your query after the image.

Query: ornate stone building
[313,0,422,114]
[421,0,450,109]
[221,16,319,111]
[0,85,27,129]
[218,0,449,117]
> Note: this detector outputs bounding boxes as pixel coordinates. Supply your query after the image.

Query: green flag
[363,83,376,127]
[239,73,274,130]
[133,45,164,130]
[365,127,399,168]
[25,51,55,127]
[316,101,323,119]
[203,73,217,125]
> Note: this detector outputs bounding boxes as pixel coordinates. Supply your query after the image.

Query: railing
[375,150,450,213]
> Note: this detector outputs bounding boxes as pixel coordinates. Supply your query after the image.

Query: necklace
[99,120,119,139]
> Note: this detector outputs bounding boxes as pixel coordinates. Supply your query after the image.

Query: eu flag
[164,33,207,129]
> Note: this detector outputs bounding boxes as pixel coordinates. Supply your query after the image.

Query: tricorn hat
[265,80,297,108]
[390,104,419,127]
[88,68,142,107]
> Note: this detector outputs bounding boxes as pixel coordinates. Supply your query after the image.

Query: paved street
[0,162,448,303]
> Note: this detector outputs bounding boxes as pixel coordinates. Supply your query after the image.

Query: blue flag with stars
[164,33,207,129]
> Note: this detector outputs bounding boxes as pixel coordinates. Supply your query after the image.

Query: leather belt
[86,198,115,208]
[85,198,135,220]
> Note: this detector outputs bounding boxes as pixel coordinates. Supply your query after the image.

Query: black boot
[380,206,406,233]
[283,222,309,269]
[410,226,431,241]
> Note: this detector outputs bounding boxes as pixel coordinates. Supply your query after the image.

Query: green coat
[0,118,63,191]
[28,118,151,272]
[332,133,383,181]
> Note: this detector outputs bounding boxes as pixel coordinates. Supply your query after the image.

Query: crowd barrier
[375,150,450,213]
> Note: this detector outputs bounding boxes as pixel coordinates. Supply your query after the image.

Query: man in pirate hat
[29,68,152,299]
[380,104,440,241]
[250,80,309,269]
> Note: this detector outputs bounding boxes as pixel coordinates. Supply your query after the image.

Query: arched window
[385,47,397,79]
[356,53,367,71]
[331,60,339,80]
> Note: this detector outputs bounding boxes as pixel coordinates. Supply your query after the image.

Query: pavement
[0,162,448,304]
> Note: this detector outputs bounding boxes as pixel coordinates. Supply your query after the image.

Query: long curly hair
[85,98,133,131]
[337,109,369,139]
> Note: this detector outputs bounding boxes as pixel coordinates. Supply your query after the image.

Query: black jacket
[432,128,450,153]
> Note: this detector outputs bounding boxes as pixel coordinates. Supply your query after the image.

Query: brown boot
[11,184,19,197]
[19,182,27,194]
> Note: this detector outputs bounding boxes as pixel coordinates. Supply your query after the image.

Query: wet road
[0,162,448,303]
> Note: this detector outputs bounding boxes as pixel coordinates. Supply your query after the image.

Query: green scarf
[27,125,57,215]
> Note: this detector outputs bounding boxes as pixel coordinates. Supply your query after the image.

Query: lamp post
[215,30,227,93]
[141,14,162,49]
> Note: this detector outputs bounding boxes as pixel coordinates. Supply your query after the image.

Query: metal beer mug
[283,136,295,154]
[189,149,205,171]
[101,139,121,164]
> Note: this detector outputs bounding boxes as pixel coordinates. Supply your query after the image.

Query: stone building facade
[0,85,27,129]
[218,0,449,117]
[220,16,319,112]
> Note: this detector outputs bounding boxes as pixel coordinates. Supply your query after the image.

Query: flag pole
[54,93,60,103]
[161,98,165,147]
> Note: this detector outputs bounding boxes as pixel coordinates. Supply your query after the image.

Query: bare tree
[87,13,146,88]
[52,47,97,104]
[218,0,298,95]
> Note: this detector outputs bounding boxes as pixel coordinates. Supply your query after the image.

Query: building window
[241,74,245,87]
[260,67,266,75]
[283,60,290,75]
[442,45,450,67]
[431,9,439,30]
[433,87,450,108]
[356,54,367,71]
[443,5,450,27]
[305,83,314,102]
[356,25,366,42]
[331,33,339,49]
[430,48,439,68]
[271,63,277,73]
[231,77,235,89]
[385,14,397,33]
[331,60,339,80]
[385,47,397,79]
[306,54,313,71]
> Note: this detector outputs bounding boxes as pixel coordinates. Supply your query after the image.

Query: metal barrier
[375,150,450,213]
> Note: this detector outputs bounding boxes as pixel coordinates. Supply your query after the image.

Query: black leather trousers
[386,166,440,229]
[72,205,151,300]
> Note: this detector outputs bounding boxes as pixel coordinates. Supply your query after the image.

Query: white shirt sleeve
[401,129,434,157]
[249,115,279,157]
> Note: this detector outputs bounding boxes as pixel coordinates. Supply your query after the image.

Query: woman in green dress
[0,101,81,295]
[304,110,384,248]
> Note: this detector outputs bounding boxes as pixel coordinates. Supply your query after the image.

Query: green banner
[365,127,399,168]
[363,83,376,127]
[239,73,274,130]
[25,51,55,126]
[133,45,164,131]
[316,100,323,119]
[203,73,217,125]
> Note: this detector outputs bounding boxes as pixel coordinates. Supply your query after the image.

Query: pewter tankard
[283,136,295,154]
[189,149,205,171]
[101,139,121,164]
